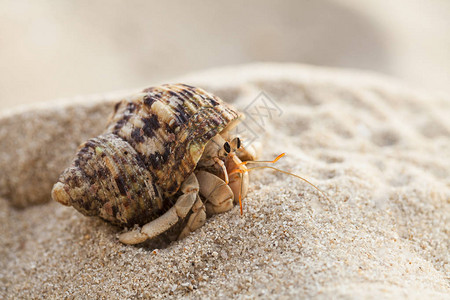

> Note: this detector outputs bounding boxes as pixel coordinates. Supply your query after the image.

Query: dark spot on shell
[148,152,161,169]
[111,204,119,218]
[162,146,170,162]
[84,141,96,149]
[113,115,132,132]
[126,102,137,113]
[131,128,145,143]
[142,87,155,93]
[115,176,127,196]
[179,89,200,109]
[148,149,170,169]
[175,107,190,125]
[74,158,81,167]
[163,122,177,135]
[142,115,159,137]
[135,154,148,170]
[152,183,159,197]
[113,102,121,114]
[78,147,90,157]
[98,166,111,180]
[80,197,95,213]
[169,90,178,97]
[209,98,219,106]
[143,94,159,107]
[74,146,94,168]
[180,83,196,89]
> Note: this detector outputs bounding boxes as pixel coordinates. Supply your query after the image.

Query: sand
[1,63,449,299]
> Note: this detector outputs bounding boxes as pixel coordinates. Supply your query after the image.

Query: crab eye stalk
[223,141,231,153]
[236,137,241,149]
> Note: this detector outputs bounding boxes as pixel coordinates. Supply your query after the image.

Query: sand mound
[1,63,449,298]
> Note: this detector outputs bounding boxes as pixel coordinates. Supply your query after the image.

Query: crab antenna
[231,153,330,213]
[246,166,330,201]
[239,153,285,166]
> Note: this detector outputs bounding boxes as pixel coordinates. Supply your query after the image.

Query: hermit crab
[52,84,256,244]
[52,83,326,245]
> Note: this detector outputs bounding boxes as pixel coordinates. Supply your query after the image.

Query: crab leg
[119,173,206,244]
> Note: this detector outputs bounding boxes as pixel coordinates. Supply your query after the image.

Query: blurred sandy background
[1,0,449,111]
